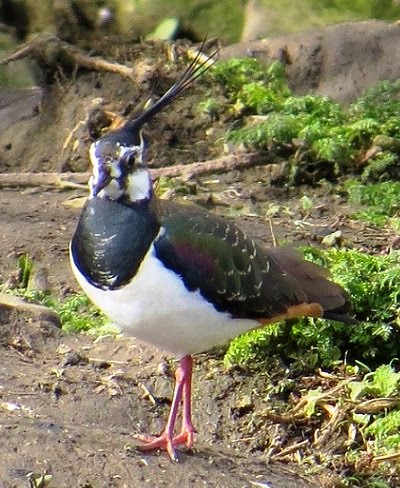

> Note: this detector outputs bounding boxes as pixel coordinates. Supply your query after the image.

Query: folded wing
[154,201,355,324]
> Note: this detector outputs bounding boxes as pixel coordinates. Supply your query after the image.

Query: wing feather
[154,200,353,322]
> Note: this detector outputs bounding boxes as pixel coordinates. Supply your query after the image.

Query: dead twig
[354,397,400,414]
[261,377,355,424]
[373,451,400,463]
[151,152,269,179]
[138,381,157,406]
[0,34,134,80]
[267,218,277,247]
[0,152,268,189]
[0,34,218,85]
[313,403,347,448]
[271,439,309,460]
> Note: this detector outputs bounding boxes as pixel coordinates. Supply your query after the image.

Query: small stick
[271,439,309,460]
[138,382,157,406]
[267,218,277,247]
[373,451,400,463]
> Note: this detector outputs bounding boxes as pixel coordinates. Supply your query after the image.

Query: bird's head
[89,125,150,202]
[88,41,218,203]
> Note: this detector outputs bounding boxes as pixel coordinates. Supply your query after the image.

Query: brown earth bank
[0,30,398,487]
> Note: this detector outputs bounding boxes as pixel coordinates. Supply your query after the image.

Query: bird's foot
[171,427,194,449]
[135,427,194,462]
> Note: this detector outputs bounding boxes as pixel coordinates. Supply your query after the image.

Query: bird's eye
[121,150,137,168]
[117,148,138,176]
[126,151,137,167]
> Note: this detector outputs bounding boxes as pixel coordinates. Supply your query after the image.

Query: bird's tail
[267,247,358,325]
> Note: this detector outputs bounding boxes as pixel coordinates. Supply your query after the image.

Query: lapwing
[70,45,355,461]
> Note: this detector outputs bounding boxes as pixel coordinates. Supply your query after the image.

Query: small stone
[321,230,343,248]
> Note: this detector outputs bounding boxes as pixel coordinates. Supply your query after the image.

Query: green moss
[212,59,290,115]
[366,409,400,454]
[349,79,400,123]
[208,58,400,183]
[1,254,110,334]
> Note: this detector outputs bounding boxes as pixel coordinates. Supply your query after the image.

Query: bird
[70,44,356,461]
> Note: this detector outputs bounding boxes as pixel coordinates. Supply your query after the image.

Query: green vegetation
[289,364,400,486]
[346,180,400,228]
[56,293,111,334]
[17,254,33,289]
[204,58,400,184]
[209,59,291,115]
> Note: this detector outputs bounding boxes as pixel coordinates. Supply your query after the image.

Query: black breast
[70,198,160,289]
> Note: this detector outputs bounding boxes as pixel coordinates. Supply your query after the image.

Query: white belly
[70,244,258,357]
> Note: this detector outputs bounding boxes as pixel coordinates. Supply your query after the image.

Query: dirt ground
[0,36,397,488]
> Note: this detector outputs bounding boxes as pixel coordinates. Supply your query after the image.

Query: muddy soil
[0,38,396,488]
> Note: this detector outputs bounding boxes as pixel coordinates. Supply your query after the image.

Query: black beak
[92,166,112,196]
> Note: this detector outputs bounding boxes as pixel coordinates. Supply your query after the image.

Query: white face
[89,136,152,202]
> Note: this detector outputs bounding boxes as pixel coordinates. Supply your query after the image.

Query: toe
[135,433,178,461]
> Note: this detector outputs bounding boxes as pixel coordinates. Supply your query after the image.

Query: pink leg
[136,355,195,461]
[171,355,195,448]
